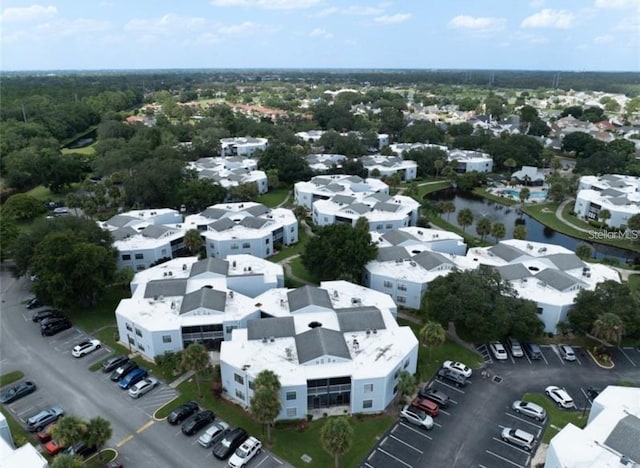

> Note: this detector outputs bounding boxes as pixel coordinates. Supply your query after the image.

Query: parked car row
[489,339,546,361]
[165,400,262,464]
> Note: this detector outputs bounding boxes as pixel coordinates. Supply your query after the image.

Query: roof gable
[413,250,453,271]
[382,229,418,246]
[247,317,296,340]
[535,269,582,292]
[489,243,527,262]
[287,286,333,312]
[209,218,235,232]
[180,288,227,314]
[335,307,386,333]
[604,414,640,464]
[143,279,188,298]
[295,328,351,364]
[189,258,229,277]
[543,253,585,271]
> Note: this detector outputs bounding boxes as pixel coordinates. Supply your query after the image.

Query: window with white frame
[397,296,406,304]
[363,400,373,409]
[383,281,392,288]
[286,391,296,401]
[235,389,245,401]
[364,383,373,393]
[162,335,172,343]
[286,407,297,417]
[234,373,244,384]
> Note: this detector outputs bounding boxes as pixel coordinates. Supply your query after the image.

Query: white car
[545,386,574,408]
[501,427,535,451]
[558,344,576,361]
[71,339,101,358]
[400,405,434,429]
[227,436,262,468]
[443,360,472,378]
[128,377,159,398]
[489,341,508,360]
[512,400,547,421]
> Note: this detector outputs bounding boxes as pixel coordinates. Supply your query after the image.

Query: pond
[64,129,96,149]
[428,189,638,263]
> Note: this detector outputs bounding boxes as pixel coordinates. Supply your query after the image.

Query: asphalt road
[0,266,289,468]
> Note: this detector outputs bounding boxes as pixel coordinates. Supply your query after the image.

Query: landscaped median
[0,370,25,386]
[522,393,586,444]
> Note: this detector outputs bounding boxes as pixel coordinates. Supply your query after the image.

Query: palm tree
[419,321,446,362]
[475,217,492,242]
[250,370,281,443]
[85,416,112,460]
[598,209,611,227]
[456,208,474,233]
[320,416,354,468]
[592,313,625,345]
[434,159,444,177]
[628,213,640,231]
[519,187,530,205]
[50,416,87,448]
[180,342,212,397]
[442,201,455,221]
[513,224,528,240]
[183,229,204,256]
[491,222,506,243]
[395,370,416,405]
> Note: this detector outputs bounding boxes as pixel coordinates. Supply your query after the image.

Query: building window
[290,227,294,232]
[138,343,145,351]
[225,326,237,335]
[286,391,296,401]
[286,407,297,418]
[536,307,543,315]
[397,296,406,304]
[248,381,254,390]
[242,242,250,249]
[383,281,392,288]
[135,253,144,260]
[128,336,135,345]
[231,244,239,250]
[234,373,244,385]
[404,359,409,369]
[398,284,407,291]
[122,254,131,261]
[135,328,143,337]
[161,249,167,256]
[386,224,393,229]
[126,323,132,332]
[394,369,400,379]
[363,400,373,409]
[393,384,398,394]
[136,265,145,271]
[376,224,383,230]
[363,383,373,393]
[265,238,269,244]
[235,389,245,401]
[162,335,172,343]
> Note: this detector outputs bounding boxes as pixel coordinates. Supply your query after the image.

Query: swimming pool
[500,188,547,200]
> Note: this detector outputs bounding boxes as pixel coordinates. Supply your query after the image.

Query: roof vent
[372,328,378,334]
[366,328,371,337]
[228,291,234,298]
[269,336,275,342]
[182,264,187,271]
[262,337,268,343]
[285,348,294,360]
[333,290,339,298]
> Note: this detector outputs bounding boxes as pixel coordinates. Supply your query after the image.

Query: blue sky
[1,0,638,71]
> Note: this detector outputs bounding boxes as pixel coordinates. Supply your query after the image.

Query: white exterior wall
[115,312,182,360]
[574,192,639,228]
[365,272,425,309]
[227,275,283,298]
[367,217,412,233]
[536,302,573,334]
[117,244,173,271]
[278,384,308,420]
[282,221,299,246]
[351,376,387,413]
[462,158,493,173]
[206,234,272,259]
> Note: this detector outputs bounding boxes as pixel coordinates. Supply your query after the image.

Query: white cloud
[210,0,323,10]
[344,39,357,46]
[513,31,551,44]
[124,14,207,35]
[521,9,575,29]
[594,0,640,9]
[33,18,111,38]
[219,21,272,35]
[593,34,614,44]
[448,15,507,33]
[615,15,640,30]
[529,0,545,7]
[374,13,412,24]
[309,27,333,39]
[312,5,385,18]
[0,4,57,23]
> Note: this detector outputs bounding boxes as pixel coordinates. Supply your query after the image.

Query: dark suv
[418,387,450,408]
[110,361,138,382]
[40,318,72,336]
[212,427,248,460]
[102,355,129,373]
[524,342,542,360]
[62,440,97,459]
[168,401,199,425]
[32,309,64,323]
[436,367,467,387]
[181,410,215,435]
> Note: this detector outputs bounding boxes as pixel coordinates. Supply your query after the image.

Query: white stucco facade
[220,137,268,157]
[188,157,268,194]
[574,174,640,228]
[294,175,389,210]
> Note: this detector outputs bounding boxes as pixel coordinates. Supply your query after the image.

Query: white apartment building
[364,228,470,309]
[0,413,48,468]
[294,175,389,211]
[389,143,493,173]
[115,255,284,359]
[305,154,348,172]
[574,174,640,228]
[389,143,448,157]
[188,157,268,194]
[184,202,298,259]
[220,137,268,157]
[312,192,420,232]
[220,282,417,420]
[361,155,418,181]
[296,130,389,149]
[546,386,640,467]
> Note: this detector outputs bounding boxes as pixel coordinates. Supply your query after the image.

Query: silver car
[501,427,535,451]
[559,344,576,361]
[198,421,229,448]
[400,405,434,429]
[512,400,546,421]
[128,377,159,398]
[507,338,524,358]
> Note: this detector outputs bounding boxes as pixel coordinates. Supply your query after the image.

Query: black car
[523,342,542,360]
[32,309,64,323]
[167,401,199,425]
[212,427,248,460]
[0,381,37,404]
[62,440,97,459]
[587,387,600,400]
[40,318,73,336]
[26,297,43,309]
[418,387,450,408]
[109,361,139,382]
[181,410,215,436]
[101,355,129,373]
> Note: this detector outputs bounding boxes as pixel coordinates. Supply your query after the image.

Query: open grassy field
[256,187,290,207]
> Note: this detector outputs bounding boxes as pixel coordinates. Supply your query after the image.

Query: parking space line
[618,347,637,367]
[548,345,565,365]
[486,450,525,468]
[505,413,544,428]
[362,463,375,468]
[254,455,269,468]
[439,409,451,416]
[433,421,442,428]
[387,434,423,454]
[574,348,583,366]
[433,380,465,394]
[523,353,532,365]
[492,437,533,456]
[377,447,413,468]
[397,422,432,440]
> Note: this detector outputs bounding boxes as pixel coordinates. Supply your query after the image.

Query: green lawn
[522,393,586,443]
[0,370,25,386]
[426,214,491,248]
[289,257,318,284]
[155,379,393,468]
[64,286,130,333]
[61,144,96,156]
[629,274,640,298]
[416,180,451,199]
[473,188,518,206]
[256,187,290,208]
[270,226,310,262]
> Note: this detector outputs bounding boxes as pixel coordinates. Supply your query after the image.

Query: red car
[104,461,124,468]
[43,438,65,455]
[37,423,56,443]
[411,397,439,417]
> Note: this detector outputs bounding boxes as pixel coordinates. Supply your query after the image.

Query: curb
[152,394,180,422]
[586,349,615,369]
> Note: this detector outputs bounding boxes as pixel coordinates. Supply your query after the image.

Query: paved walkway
[555,198,591,233]
[275,190,292,208]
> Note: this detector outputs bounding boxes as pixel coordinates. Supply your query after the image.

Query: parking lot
[362,342,640,468]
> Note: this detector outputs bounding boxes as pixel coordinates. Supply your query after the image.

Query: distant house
[574,174,640,228]
[188,157,268,195]
[511,166,546,186]
[220,137,268,157]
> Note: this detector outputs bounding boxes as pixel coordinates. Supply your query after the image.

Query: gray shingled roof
[544,253,585,271]
[327,183,345,193]
[413,251,453,271]
[382,230,418,246]
[144,279,188,298]
[368,192,392,202]
[244,204,269,217]
[346,176,363,183]
[345,203,370,215]
[106,214,138,228]
[376,246,410,262]
[374,201,402,213]
[287,286,333,312]
[111,226,138,242]
[489,243,526,262]
[609,196,632,206]
[493,263,532,281]
[201,207,228,219]
[208,218,236,232]
[331,195,356,205]
[336,307,387,332]
[180,287,226,314]
[535,269,582,292]
[247,317,296,340]
[600,188,624,197]
[604,414,640,464]
[313,177,331,186]
[189,258,229,277]
[295,328,351,364]
[141,224,173,239]
[240,217,269,229]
